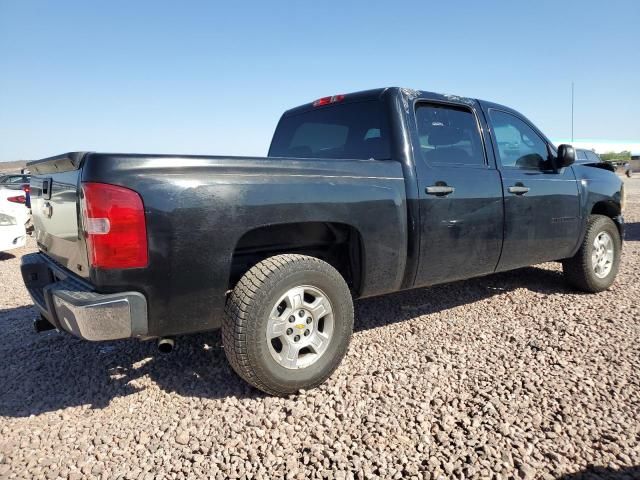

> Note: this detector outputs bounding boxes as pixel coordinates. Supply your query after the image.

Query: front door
[412,100,504,287]
[484,108,581,272]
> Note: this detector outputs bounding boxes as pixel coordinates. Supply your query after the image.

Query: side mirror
[555,144,575,169]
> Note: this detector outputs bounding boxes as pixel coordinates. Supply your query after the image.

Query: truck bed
[27,152,408,336]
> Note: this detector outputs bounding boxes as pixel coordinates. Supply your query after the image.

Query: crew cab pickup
[21,88,624,395]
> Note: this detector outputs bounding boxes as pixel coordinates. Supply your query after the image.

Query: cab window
[269,101,390,160]
[415,103,486,166]
[489,110,550,170]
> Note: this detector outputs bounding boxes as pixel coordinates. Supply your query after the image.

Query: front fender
[571,165,624,255]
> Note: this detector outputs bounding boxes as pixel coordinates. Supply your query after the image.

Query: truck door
[412,99,504,287]
[484,108,581,271]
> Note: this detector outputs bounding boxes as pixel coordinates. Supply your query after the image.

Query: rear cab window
[269,100,390,160]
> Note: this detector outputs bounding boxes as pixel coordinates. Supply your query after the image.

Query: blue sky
[1,0,638,161]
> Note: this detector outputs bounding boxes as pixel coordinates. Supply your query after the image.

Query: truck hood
[573,160,616,173]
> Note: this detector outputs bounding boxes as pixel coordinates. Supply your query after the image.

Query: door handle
[425,185,455,196]
[508,185,530,195]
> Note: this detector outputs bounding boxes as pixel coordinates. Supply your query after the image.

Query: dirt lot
[1,179,639,480]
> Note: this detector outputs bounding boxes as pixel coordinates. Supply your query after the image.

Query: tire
[562,215,621,293]
[222,254,354,396]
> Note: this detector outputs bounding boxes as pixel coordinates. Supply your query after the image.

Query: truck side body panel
[495,165,581,271]
[80,154,408,336]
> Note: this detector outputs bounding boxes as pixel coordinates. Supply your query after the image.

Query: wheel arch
[228,221,365,295]
[591,200,623,238]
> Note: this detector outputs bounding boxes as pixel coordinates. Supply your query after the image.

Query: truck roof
[283,88,391,117]
[282,87,518,119]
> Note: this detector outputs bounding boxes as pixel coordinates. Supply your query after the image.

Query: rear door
[484,108,581,271]
[411,97,504,287]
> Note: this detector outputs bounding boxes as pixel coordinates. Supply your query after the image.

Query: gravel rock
[175,430,190,445]
[1,177,639,479]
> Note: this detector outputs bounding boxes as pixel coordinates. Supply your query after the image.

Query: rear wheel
[222,254,354,395]
[562,215,621,292]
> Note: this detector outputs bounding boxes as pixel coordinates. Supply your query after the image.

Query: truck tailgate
[29,152,90,279]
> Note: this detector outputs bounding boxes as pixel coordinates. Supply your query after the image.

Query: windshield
[269,100,390,160]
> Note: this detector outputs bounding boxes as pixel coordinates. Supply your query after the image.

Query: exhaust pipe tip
[34,315,56,333]
[157,337,175,354]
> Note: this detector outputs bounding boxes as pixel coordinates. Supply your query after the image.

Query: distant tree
[600,151,631,162]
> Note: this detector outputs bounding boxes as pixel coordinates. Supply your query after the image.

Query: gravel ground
[1,178,639,480]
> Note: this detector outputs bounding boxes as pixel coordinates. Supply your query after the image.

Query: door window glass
[489,110,550,170]
[415,104,486,166]
[576,150,588,161]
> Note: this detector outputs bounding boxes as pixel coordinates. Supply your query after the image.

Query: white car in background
[0,188,28,252]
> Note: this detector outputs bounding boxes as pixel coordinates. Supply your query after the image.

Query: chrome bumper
[21,253,148,341]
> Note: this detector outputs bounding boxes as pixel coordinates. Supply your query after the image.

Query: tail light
[21,184,30,194]
[7,195,26,204]
[80,182,148,269]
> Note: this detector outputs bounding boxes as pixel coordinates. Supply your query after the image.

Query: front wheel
[562,215,621,293]
[222,254,354,396]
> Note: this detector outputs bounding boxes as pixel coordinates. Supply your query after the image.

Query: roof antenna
[571,81,574,143]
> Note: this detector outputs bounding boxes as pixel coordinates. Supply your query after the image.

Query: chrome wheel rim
[592,231,614,279]
[266,285,334,370]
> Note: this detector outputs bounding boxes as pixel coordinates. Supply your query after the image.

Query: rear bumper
[21,253,148,341]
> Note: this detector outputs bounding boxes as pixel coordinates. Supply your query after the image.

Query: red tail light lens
[7,195,26,204]
[81,182,148,269]
[312,94,345,107]
[21,184,30,194]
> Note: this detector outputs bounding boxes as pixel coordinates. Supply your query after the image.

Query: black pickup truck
[21,87,624,395]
